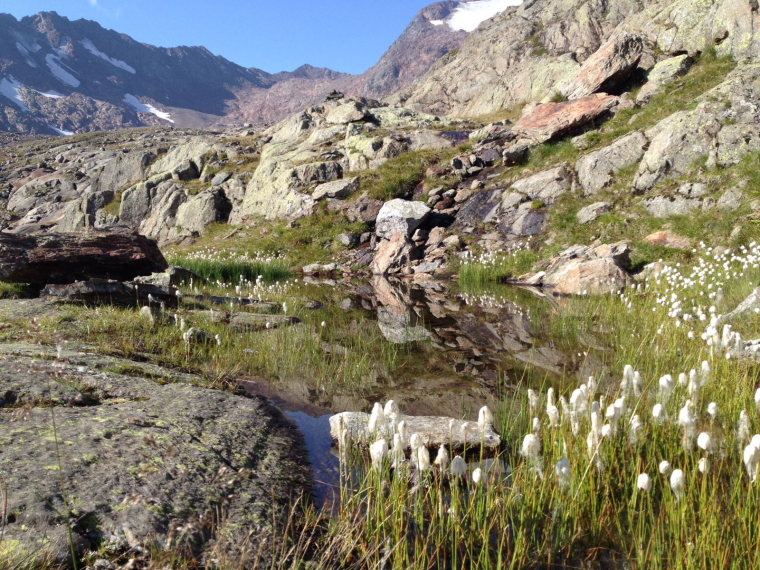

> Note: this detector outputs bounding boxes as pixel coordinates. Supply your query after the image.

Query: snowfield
[80,39,137,74]
[123,93,174,123]
[46,54,81,88]
[435,0,522,32]
[0,76,28,111]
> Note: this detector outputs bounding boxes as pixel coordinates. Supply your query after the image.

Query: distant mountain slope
[225,1,475,125]
[0,11,279,134]
[0,2,517,134]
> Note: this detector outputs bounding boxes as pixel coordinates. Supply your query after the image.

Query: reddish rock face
[560,34,645,100]
[0,231,167,285]
[513,93,620,144]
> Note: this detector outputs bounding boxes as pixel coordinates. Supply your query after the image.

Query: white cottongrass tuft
[697,432,713,452]
[367,402,386,435]
[472,467,483,485]
[450,455,467,478]
[478,405,494,430]
[637,473,652,492]
[707,401,719,420]
[521,433,541,460]
[369,439,388,470]
[434,446,449,470]
[659,460,673,476]
[652,403,668,424]
[416,445,431,472]
[698,457,709,474]
[555,457,572,490]
[743,442,760,482]
[670,469,685,499]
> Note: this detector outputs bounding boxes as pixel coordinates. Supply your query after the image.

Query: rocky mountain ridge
[0,2,486,134]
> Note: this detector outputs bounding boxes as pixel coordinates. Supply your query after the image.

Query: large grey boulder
[375,199,431,240]
[312,177,360,201]
[0,343,310,567]
[510,164,574,205]
[636,55,693,104]
[576,131,648,195]
[633,65,760,194]
[175,188,231,235]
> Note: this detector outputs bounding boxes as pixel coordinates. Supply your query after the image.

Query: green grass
[354,146,470,201]
[167,207,369,269]
[281,244,760,569]
[166,255,291,283]
[458,249,541,286]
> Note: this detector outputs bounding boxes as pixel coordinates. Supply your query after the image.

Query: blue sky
[0,0,438,74]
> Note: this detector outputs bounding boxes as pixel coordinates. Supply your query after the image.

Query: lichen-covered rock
[636,54,693,104]
[576,131,648,194]
[633,64,760,193]
[312,177,360,201]
[375,199,431,240]
[509,164,574,205]
[0,343,310,566]
[576,201,613,223]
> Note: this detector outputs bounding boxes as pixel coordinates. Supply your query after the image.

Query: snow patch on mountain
[123,93,174,123]
[37,89,64,99]
[15,42,38,68]
[49,125,74,136]
[446,0,520,32]
[0,77,28,111]
[80,39,136,74]
[45,54,81,87]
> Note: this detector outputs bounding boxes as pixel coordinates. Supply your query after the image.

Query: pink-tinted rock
[513,94,620,144]
[559,34,645,100]
[519,242,633,295]
[371,232,415,275]
[643,230,691,249]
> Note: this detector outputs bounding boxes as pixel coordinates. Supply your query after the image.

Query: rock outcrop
[0,342,310,566]
[521,243,634,295]
[0,231,167,284]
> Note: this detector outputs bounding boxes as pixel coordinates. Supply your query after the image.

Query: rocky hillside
[1,0,758,297]
[396,0,759,119]
[0,12,281,134]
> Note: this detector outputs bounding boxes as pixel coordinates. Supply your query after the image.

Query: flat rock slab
[0,342,310,566]
[513,93,620,144]
[329,411,501,450]
[0,231,167,285]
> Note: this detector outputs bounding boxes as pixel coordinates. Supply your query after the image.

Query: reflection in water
[283,412,339,507]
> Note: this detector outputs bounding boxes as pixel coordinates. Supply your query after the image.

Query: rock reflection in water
[351,276,573,387]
